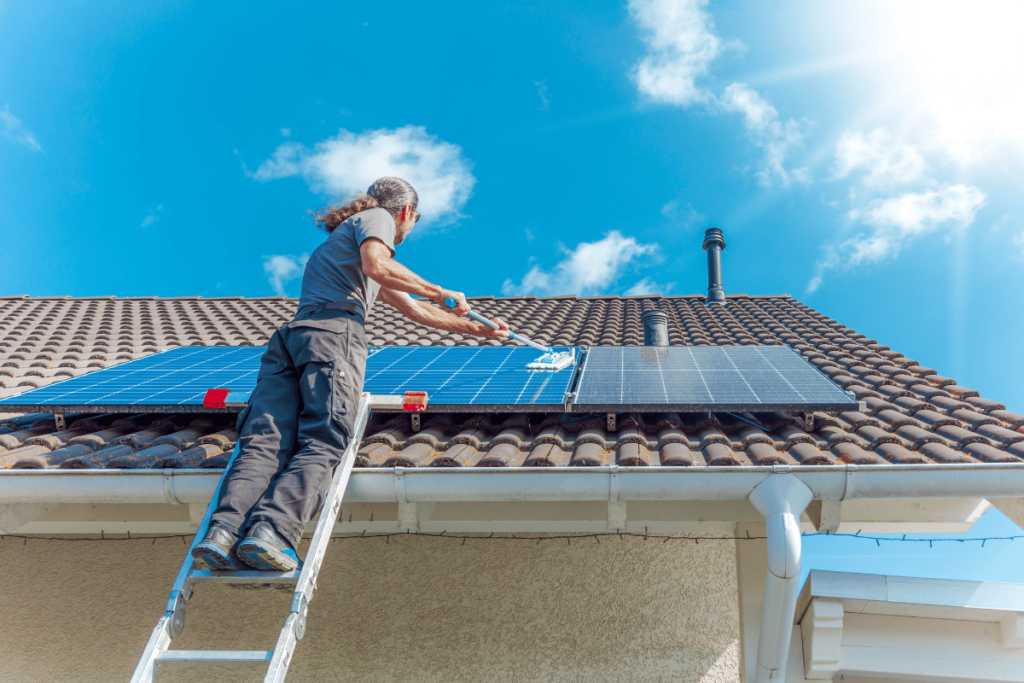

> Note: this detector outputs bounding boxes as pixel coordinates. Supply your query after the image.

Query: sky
[1,1,1023,580]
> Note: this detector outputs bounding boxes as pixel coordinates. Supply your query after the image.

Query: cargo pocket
[329,360,357,440]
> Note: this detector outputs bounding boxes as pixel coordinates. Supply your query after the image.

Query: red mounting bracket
[403,391,428,412]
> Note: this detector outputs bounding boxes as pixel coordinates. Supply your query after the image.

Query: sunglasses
[412,209,421,223]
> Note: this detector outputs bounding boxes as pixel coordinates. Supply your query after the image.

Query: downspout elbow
[748,474,814,683]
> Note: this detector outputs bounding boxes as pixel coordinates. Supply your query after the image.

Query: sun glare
[856,0,1024,164]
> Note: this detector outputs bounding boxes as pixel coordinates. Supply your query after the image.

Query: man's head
[367,177,419,244]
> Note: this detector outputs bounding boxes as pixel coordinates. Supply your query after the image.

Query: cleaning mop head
[527,348,576,371]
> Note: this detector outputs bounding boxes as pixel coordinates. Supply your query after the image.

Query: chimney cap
[641,310,670,346]
[702,227,726,251]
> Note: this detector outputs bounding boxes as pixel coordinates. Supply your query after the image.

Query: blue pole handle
[444,297,551,353]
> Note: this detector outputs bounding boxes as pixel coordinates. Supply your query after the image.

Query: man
[192,177,509,571]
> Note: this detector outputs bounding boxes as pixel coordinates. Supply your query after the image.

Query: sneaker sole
[236,539,302,572]
[192,544,243,571]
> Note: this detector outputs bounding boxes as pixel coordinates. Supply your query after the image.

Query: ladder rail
[129,443,242,683]
[129,392,375,683]
[265,392,372,682]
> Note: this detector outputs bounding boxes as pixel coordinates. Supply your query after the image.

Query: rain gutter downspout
[748,473,813,683]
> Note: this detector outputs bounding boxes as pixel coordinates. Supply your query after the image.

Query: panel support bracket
[803,413,815,431]
[606,413,616,431]
[410,414,421,432]
[54,412,66,431]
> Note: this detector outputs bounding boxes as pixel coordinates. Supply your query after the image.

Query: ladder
[130,392,381,682]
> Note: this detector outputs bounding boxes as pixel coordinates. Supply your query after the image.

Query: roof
[1,294,1022,471]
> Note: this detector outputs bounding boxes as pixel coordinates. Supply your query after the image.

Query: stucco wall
[0,533,740,683]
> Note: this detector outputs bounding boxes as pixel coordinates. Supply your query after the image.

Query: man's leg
[193,330,300,569]
[240,319,366,563]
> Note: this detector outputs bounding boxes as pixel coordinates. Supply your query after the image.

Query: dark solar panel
[362,346,577,411]
[571,346,857,412]
[0,346,264,413]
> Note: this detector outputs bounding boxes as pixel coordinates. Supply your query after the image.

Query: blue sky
[2,1,1022,579]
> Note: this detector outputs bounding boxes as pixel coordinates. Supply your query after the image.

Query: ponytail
[313,176,419,234]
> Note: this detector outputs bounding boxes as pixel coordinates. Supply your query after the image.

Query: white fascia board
[797,570,1024,624]
[4,464,1024,507]
[795,575,1024,682]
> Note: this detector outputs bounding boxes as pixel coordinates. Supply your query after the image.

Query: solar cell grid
[362,346,576,410]
[571,345,856,412]
[0,346,264,411]
[0,345,579,413]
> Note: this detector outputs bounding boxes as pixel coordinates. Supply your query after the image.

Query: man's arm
[361,238,470,315]
[377,287,509,339]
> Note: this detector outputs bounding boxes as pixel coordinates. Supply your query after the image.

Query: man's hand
[437,290,470,316]
[379,288,513,340]
[468,316,511,339]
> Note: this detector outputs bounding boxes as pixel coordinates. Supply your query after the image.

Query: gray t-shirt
[296,208,396,319]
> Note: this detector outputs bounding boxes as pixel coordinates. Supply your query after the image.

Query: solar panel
[1,343,853,416]
[0,345,579,414]
[0,346,265,413]
[570,345,857,413]
[362,346,577,412]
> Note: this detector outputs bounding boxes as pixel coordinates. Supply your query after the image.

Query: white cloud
[533,80,550,111]
[850,184,984,237]
[833,128,927,187]
[809,184,985,291]
[660,200,705,228]
[1,104,43,152]
[628,0,728,106]
[720,83,805,186]
[624,277,674,296]
[501,231,659,297]
[627,3,802,186]
[280,128,291,137]
[263,254,308,296]
[140,204,164,228]
[1013,230,1024,261]
[253,125,476,226]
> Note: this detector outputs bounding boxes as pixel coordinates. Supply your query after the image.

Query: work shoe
[236,521,303,572]
[191,525,245,571]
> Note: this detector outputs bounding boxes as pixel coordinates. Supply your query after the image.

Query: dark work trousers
[209,310,367,550]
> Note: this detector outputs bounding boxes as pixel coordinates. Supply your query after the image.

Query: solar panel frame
[569,345,859,413]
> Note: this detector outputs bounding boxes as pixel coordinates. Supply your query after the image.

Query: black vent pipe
[641,310,669,346]
[702,227,726,305]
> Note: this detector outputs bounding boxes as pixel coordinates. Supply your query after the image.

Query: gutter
[3,464,1024,506]
[4,463,1023,683]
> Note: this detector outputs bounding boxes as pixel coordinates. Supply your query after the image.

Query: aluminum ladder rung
[129,392,378,683]
[189,570,300,584]
[155,650,273,666]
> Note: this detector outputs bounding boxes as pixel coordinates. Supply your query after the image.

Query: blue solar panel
[0,346,264,411]
[363,346,577,411]
[571,346,857,412]
[0,345,578,413]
